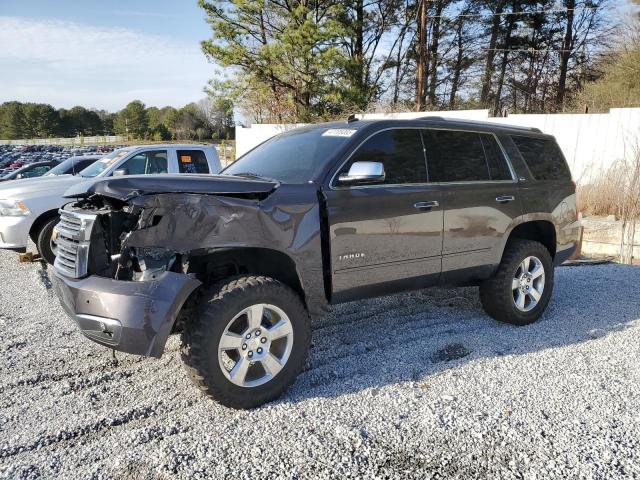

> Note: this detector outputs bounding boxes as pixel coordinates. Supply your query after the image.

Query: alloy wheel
[512,255,545,312]
[218,303,294,388]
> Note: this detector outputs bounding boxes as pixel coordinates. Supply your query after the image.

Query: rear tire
[181,275,311,409]
[480,239,554,326]
[36,216,59,265]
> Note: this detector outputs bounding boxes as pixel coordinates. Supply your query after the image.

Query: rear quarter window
[511,135,571,181]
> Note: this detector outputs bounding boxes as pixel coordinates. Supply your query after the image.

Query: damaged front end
[52,194,203,357]
[52,174,325,358]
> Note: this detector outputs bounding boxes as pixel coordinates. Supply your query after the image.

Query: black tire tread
[36,216,59,265]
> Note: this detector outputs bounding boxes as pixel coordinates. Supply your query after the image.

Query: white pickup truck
[0,144,221,263]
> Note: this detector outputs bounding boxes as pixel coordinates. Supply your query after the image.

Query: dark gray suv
[51,117,580,408]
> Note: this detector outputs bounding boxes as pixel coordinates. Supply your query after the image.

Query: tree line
[0,99,234,141]
[199,0,616,123]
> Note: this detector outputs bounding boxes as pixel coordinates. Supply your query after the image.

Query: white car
[0,144,221,263]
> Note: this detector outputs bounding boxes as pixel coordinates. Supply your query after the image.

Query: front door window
[117,150,168,175]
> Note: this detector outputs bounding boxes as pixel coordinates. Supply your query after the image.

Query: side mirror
[113,169,127,177]
[16,174,23,179]
[338,161,385,185]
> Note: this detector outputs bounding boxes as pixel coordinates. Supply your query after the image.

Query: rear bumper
[0,215,31,249]
[53,271,201,357]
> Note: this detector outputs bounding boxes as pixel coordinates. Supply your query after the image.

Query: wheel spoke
[521,257,531,273]
[512,278,520,290]
[229,357,250,385]
[246,304,264,329]
[219,331,243,350]
[267,319,293,340]
[529,287,541,302]
[261,353,284,377]
[530,264,544,280]
[515,291,526,310]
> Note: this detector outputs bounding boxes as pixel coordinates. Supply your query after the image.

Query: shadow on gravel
[284,264,640,404]
[36,260,53,290]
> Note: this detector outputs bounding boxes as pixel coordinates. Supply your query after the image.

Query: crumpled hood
[0,175,85,199]
[63,174,279,201]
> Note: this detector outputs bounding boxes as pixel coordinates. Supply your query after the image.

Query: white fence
[0,135,128,146]
[236,108,640,183]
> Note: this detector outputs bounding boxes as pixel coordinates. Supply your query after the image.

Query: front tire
[480,239,554,326]
[36,215,59,265]
[181,275,311,409]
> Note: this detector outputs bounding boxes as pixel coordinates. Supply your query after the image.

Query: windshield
[223,127,354,183]
[46,158,75,176]
[79,150,129,178]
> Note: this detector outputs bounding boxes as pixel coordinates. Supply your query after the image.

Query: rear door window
[177,150,210,174]
[511,136,571,181]
[424,130,489,182]
[118,150,168,175]
[424,130,513,182]
[339,129,427,185]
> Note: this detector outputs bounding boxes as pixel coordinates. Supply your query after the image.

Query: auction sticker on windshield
[322,129,357,137]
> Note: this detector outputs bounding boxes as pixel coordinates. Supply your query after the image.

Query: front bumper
[53,271,201,357]
[0,215,31,249]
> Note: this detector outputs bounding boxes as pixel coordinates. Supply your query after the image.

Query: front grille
[53,209,97,278]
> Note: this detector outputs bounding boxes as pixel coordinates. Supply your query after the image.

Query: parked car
[51,118,580,409]
[0,161,60,182]
[0,145,220,264]
[43,155,102,177]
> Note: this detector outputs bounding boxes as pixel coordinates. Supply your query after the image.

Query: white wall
[487,108,640,183]
[236,123,307,157]
[235,108,640,183]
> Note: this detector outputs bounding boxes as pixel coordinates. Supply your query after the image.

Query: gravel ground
[1,248,639,480]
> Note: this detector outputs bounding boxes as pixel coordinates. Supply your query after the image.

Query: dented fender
[117,184,328,316]
[66,181,329,321]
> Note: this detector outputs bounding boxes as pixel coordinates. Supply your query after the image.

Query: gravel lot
[1,248,639,479]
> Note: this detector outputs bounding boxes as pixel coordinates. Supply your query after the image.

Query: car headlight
[0,199,31,216]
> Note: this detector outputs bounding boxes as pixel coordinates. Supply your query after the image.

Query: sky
[0,0,216,112]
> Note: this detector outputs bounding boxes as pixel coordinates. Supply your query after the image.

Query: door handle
[414,200,439,210]
[496,195,515,203]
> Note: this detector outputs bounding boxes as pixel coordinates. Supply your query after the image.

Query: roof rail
[415,115,445,121]
[422,116,543,133]
[366,115,543,133]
